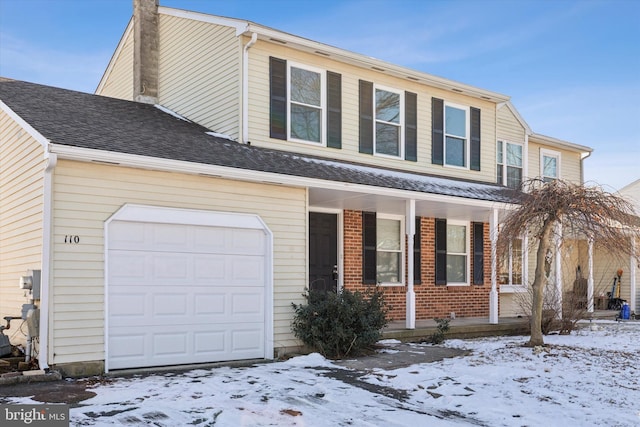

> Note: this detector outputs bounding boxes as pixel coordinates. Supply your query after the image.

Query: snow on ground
[5,320,640,426]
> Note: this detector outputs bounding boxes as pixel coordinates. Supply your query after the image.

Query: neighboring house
[589,179,640,314]
[0,0,593,375]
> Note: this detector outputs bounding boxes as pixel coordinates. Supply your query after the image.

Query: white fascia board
[244,22,510,103]
[96,18,133,94]
[159,7,249,36]
[0,100,50,157]
[49,143,512,210]
[530,133,593,154]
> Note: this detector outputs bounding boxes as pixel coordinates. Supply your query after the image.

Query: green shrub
[291,288,389,359]
[430,318,450,344]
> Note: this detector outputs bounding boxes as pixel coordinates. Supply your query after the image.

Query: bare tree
[498,179,640,346]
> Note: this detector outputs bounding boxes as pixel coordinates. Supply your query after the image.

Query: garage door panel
[107,215,268,370]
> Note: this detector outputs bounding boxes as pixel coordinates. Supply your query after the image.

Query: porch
[382,310,619,342]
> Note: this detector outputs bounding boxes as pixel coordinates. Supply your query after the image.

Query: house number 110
[64,235,80,244]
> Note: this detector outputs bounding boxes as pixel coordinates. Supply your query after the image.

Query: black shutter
[470,107,481,171]
[435,218,447,285]
[327,71,342,149]
[414,216,421,284]
[405,91,417,161]
[432,97,444,165]
[359,80,374,154]
[473,223,485,285]
[269,57,287,140]
[363,212,377,284]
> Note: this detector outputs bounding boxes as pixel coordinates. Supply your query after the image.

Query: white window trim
[373,84,404,160]
[443,102,470,170]
[497,140,524,188]
[499,234,528,293]
[287,61,327,145]
[540,148,561,181]
[446,220,470,286]
[377,213,405,286]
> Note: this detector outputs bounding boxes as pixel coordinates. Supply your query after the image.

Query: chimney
[133,0,159,104]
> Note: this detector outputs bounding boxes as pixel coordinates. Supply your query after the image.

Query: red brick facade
[343,210,492,321]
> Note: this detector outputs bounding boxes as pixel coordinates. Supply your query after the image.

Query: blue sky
[1,0,638,190]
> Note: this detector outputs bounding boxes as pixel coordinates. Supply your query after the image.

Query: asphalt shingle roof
[0,79,519,204]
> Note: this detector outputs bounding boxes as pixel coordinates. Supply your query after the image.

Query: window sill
[500,285,527,293]
[446,282,469,287]
[378,282,404,287]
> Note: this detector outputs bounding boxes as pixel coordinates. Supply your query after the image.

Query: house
[589,179,640,313]
[0,0,594,376]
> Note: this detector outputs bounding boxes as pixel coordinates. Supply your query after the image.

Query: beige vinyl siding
[50,160,306,365]
[247,40,497,184]
[528,141,583,184]
[497,105,526,144]
[0,112,45,335]
[97,28,134,100]
[592,245,632,303]
[157,14,241,139]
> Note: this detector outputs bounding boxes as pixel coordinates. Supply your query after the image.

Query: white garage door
[106,205,272,371]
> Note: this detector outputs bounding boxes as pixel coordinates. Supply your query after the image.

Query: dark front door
[309,212,338,293]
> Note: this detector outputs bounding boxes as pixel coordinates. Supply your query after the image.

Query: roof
[0,79,519,204]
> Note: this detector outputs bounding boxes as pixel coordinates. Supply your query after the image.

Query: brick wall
[342,210,492,321]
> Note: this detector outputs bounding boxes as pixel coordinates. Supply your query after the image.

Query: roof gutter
[242,32,258,144]
[49,143,515,210]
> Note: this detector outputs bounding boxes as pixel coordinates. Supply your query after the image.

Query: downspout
[38,152,57,371]
[580,151,592,184]
[242,32,258,144]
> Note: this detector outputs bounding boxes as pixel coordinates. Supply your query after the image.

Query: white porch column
[631,238,637,313]
[489,208,499,324]
[587,238,594,312]
[405,199,416,329]
[554,222,563,318]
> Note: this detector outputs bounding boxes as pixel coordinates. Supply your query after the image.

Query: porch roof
[1,79,520,218]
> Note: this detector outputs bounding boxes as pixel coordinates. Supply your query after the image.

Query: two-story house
[0,0,595,376]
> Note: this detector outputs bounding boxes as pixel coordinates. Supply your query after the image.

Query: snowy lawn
[6,320,640,426]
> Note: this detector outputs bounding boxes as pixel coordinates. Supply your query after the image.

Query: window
[375,87,403,157]
[376,216,403,284]
[432,98,481,170]
[269,57,342,148]
[436,219,482,286]
[446,222,469,284]
[362,212,404,285]
[497,141,523,188]
[540,149,560,182]
[289,64,325,143]
[445,104,468,167]
[499,238,523,286]
[359,81,417,161]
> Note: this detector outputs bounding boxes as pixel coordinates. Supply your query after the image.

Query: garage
[105,204,273,371]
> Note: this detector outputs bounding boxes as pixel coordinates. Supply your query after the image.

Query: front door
[309,212,338,293]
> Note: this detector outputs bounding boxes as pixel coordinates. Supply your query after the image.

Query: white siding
[0,111,45,339]
[158,14,241,139]
[247,40,498,184]
[497,106,526,144]
[97,29,134,100]
[50,160,306,365]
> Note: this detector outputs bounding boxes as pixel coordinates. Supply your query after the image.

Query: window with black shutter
[359,80,374,154]
[432,97,444,165]
[405,92,417,162]
[435,218,447,285]
[362,212,377,284]
[414,216,421,284]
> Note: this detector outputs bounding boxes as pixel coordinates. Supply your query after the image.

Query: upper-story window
[289,64,325,143]
[375,87,403,157]
[540,149,560,182]
[445,103,469,167]
[432,98,481,171]
[497,140,523,188]
[359,80,417,161]
[269,57,342,148]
